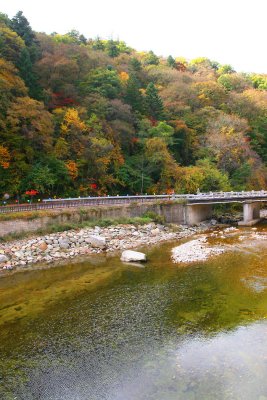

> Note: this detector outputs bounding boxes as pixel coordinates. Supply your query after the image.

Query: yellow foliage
[60,108,87,134]
[119,71,129,83]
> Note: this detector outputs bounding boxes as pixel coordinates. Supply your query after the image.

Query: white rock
[58,239,70,249]
[120,250,147,262]
[85,235,106,249]
[0,254,9,263]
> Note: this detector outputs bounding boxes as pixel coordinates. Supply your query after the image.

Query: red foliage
[49,92,77,109]
[25,190,38,196]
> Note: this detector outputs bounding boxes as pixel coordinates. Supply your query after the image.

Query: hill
[0,11,267,199]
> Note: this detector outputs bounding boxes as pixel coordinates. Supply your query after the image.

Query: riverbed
[1,226,267,399]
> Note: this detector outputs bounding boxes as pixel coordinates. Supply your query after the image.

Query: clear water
[1,228,267,399]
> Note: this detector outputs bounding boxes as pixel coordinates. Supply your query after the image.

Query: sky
[1,0,266,73]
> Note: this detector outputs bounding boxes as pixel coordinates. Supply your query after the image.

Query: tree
[106,39,119,57]
[80,68,121,99]
[218,73,251,92]
[129,57,142,72]
[16,47,41,98]
[0,58,27,114]
[143,51,159,66]
[205,113,253,174]
[145,83,164,120]
[21,165,55,194]
[6,97,53,162]
[0,23,25,63]
[147,121,174,145]
[125,74,143,112]
[11,11,35,47]
[0,145,11,169]
[167,55,176,68]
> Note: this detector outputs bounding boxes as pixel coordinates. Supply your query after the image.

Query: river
[1,226,267,399]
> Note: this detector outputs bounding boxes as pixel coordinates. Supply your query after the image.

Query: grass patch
[143,211,165,224]
[0,210,57,221]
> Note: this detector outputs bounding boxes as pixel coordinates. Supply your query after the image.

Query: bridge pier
[238,202,261,226]
[186,204,213,226]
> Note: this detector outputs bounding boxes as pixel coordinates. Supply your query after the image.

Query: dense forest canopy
[0,11,267,199]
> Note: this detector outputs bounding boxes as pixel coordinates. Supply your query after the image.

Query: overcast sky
[1,0,266,73]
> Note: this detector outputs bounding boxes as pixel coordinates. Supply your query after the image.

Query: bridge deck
[0,191,267,214]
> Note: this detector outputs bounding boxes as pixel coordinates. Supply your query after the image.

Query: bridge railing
[1,191,267,214]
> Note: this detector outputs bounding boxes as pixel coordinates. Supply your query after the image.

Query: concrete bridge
[185,191,267,226]
[1,191,267,226]
[42,190,267,226]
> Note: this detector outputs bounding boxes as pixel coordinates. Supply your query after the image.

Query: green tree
[80,68,121,99]
[125,74,143,112]
[11,11,35,47]
[145,83,164,120]
[129,57,142,72]
[106,39,119,57]
[16,47,41,98]
[21,165,56,194]
[167,55,176,68]
[144,51,159,66]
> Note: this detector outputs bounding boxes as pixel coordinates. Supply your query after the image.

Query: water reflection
[1,228,267,399]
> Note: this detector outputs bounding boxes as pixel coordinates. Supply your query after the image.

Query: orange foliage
[65,160,78,180]
[119,71,129,83]
[0,145,11,169]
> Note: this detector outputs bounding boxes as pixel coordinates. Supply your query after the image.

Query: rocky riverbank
[171,235,225,263]
[0,222,210,272]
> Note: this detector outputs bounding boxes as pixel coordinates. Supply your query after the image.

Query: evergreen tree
[11,11,35,47]
[145,83,164,120]
[106,39,119,57]
[129,57,142,72]
[167,55,176,68]
[16,47,41,99]
[144,51,159,66]
[125,74,143,112]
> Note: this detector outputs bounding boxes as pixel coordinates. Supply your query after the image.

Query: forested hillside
[0,11,267,199]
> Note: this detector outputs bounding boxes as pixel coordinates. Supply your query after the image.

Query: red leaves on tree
[25,190,38,196]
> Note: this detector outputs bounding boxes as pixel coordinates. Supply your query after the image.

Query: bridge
[0,190,267,226]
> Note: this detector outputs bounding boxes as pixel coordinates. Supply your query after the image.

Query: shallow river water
[1,227,267,399]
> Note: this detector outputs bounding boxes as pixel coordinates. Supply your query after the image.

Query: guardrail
[1,191,267,214]
[0,194,176,214]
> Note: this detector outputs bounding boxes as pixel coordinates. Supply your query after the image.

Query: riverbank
[0,222,211,272]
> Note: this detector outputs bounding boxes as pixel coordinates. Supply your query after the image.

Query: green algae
[1,229,267,399]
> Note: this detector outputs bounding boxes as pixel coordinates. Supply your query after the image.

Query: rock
[120,250,147,262]
[39,241,48,251]
[0,254,9,263]
[210,219,217,225]
[85,235,106,249]
[14,251,23,259]
[151,228,160,236]
[58,239,70,249]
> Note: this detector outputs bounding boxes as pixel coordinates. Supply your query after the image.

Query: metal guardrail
[1,191,267,214]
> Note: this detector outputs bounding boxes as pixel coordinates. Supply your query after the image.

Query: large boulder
[120,250,147,262]
[0,254,9,263]
[85,235,106,249]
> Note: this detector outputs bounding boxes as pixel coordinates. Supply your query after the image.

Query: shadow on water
[1,228,267,399]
